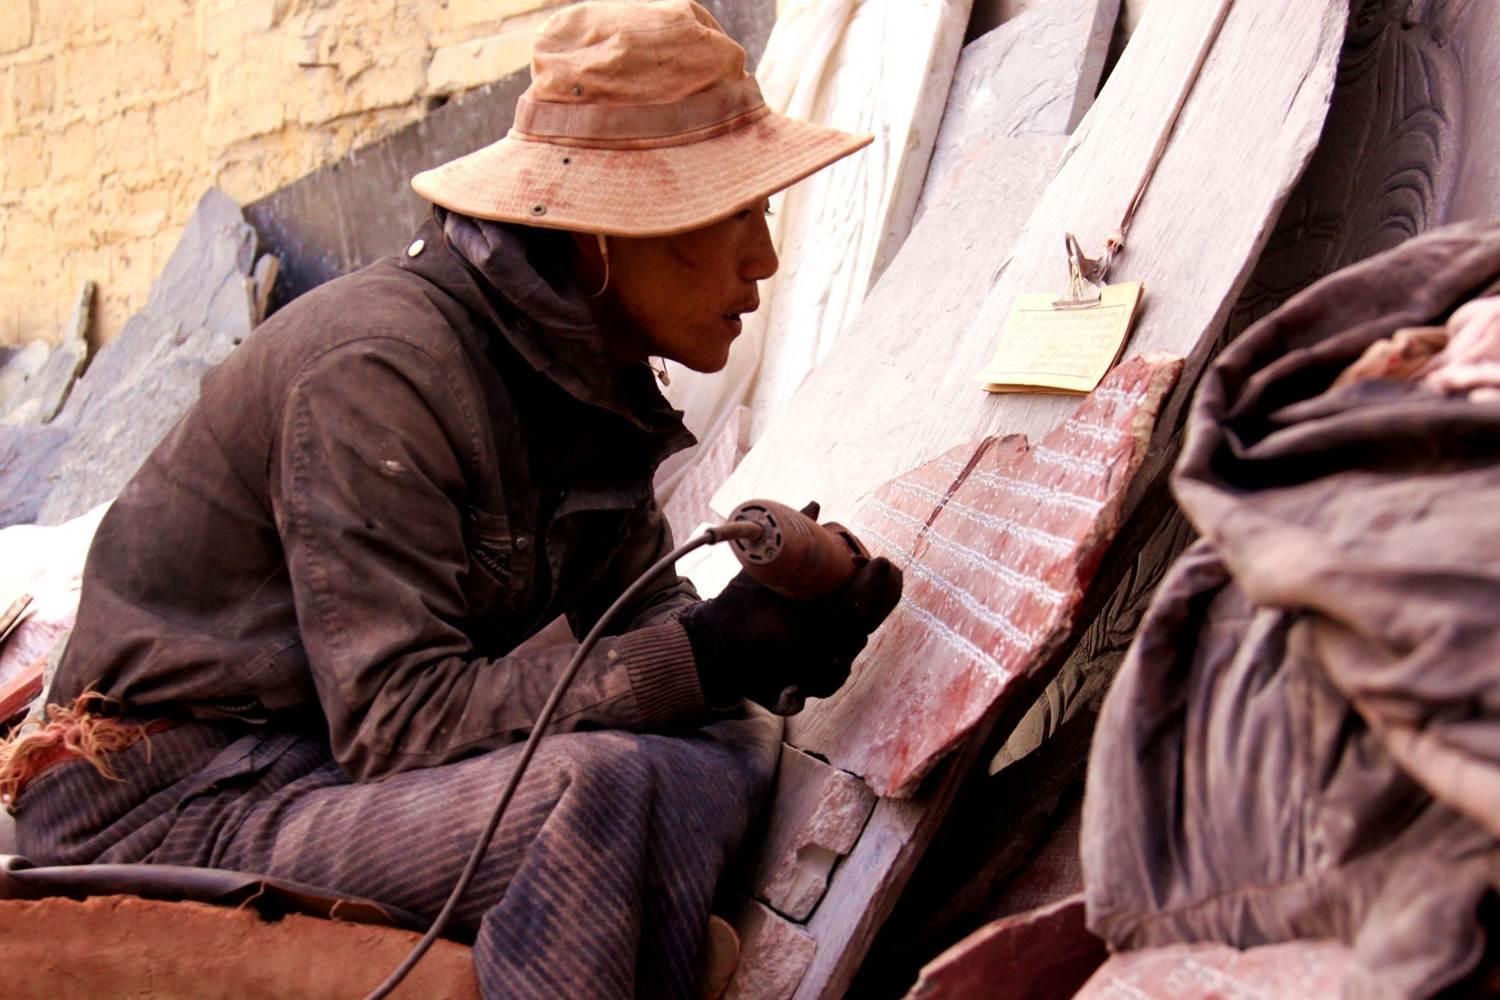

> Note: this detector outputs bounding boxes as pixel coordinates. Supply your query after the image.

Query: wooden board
[717,0,1349,525]
[787,355,1181,797]
[0,895,478,999]
[920,0,1118,208]
[738,0,975,439]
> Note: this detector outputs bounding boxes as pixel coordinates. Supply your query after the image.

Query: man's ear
[570,232,612,298]
[570,230,603,267]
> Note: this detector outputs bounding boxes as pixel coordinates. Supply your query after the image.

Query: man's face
[596,203,779,373]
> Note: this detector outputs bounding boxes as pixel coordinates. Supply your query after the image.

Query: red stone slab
[788,355,1182,797]
[905,895,1106,1000]
[1074,939,1355,999]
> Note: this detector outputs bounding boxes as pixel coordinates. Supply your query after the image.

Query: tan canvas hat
[411,0,871,237]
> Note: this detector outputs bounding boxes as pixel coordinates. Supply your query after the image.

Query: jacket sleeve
[566,496,702,639]
[271,337,706,781]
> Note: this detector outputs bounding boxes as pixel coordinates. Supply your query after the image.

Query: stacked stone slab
[0,189,259,529]
[719,0,1349,994]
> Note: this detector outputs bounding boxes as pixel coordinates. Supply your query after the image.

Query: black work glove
[679,504,903,715]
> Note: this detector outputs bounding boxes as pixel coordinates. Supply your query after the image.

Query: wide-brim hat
[411,0,871,238]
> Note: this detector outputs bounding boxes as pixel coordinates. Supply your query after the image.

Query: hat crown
[530,0,747,107]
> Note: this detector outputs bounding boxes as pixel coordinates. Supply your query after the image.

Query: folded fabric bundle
[1081,221,1500,999]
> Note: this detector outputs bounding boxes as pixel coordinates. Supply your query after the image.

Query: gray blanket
[1082,221,1500,998]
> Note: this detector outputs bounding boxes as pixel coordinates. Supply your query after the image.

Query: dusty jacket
[1082,222,1500,997]
[49,214,709,781]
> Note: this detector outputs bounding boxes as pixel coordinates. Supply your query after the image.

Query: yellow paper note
[978,282,1145,394]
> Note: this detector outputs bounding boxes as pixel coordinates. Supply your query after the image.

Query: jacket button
[514,534,530,552]
[406,239,425,257]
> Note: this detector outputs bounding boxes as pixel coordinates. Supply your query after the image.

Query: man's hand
[679,509,903,715]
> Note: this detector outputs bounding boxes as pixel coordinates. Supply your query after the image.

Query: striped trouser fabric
[14,711,781,999]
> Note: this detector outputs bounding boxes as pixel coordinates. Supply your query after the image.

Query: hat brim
[411,112,872,238]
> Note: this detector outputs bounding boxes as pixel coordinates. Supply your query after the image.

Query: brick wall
[0,0,608,348]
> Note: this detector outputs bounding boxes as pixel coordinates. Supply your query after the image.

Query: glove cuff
[677,601,739,709]
[616,620,705,727]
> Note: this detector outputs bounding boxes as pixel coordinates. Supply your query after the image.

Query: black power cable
[364,520,763,999]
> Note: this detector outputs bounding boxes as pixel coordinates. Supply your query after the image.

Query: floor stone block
[751,745,877,922]
[724,900,819,1000]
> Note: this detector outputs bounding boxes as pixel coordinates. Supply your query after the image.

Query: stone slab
[0,341,50,409]
[0,424,70,528]
[1448,1,1499,224]
[751,744,877,922]
[739,0,975,439]
[719,0,1348,527]
[1073,939,1355,999]
[1,339,85,427]
[788,354,1182,798]
[905,895,1106,1000]
[662,405,749,545]
[244,72,532,310]
[0,614,64,717]
[1229,0,1466,333]
[858,707,1098,992]
[712,0,1091,523]
[0,281,91,427]
[724,900,818,1000]
[30,190,257,526]
[920,0,1118,209]
[0,895,477,998]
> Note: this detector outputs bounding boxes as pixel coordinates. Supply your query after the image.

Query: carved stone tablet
[787,354,1181,797]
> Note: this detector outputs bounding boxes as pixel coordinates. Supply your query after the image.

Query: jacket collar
[398,210,694,454]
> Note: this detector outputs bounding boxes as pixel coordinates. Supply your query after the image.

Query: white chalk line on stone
[867,499,1067,605]
[1033,446,1110,479]
[938,455,1105,515]
[1063,417,1127,446]
[890,478,1075,556]
[863,524,1041,649]
[892,598,1014,682]
[1098,978,1153,1000]
[1167,958,1269,1000]
[1090,386,1148,408]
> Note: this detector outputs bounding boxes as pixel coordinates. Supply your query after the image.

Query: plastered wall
[0,0,604,348]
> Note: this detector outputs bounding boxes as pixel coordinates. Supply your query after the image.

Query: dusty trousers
[13,710,781,998]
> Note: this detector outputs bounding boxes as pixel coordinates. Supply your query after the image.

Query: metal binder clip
[1055,233,1108,309]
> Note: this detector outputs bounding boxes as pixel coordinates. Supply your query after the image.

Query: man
[2,2,901,995]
